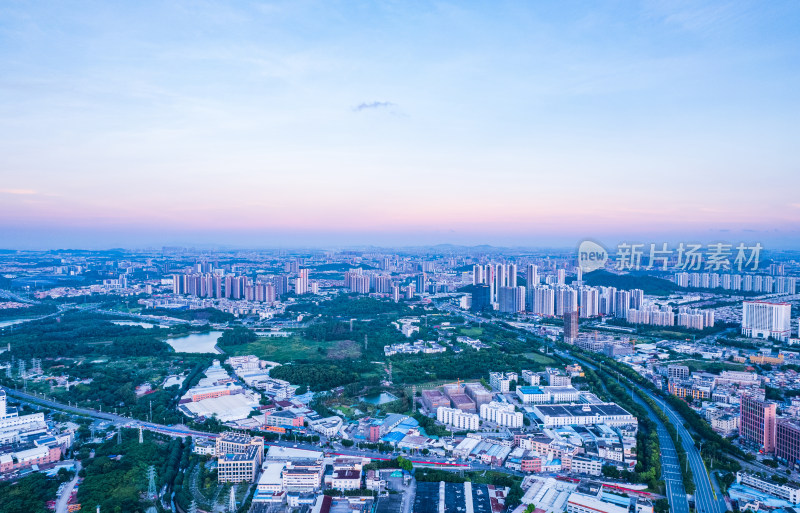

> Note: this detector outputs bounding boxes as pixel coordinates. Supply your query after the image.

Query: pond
[361,392,399,405]
[0,318,34,329]
[166,331,223,354]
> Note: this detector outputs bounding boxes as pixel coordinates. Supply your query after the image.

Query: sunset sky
[1,1,799,248]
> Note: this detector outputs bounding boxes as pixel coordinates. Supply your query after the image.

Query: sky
[1,0,799,249]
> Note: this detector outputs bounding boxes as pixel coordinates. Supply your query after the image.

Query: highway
[568,354,689,513]
[655,396,726,513]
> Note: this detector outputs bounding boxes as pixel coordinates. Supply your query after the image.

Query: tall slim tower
[147,466,157,500]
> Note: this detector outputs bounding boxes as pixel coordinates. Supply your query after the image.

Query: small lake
[166,331,223,354]
[361,392,399,405]
[112,320,157,329]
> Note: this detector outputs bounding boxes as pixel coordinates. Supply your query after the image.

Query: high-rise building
[555,286,578,316]
[776,419,800,466]
[494,264,506,299]
[416,273,426,295]
[498,286,525,313]
[578,287,599,318]
[473,264,485,285]
[274,275,290,298]
[528,286,555,316]
[741,393,776,454]
[507,264,518,287]
[557,269,566,286]
[471,285,492,312]
[563,311,579,343]
[294,269,309,295]
[742,301,792,342]
[526,264,538,289]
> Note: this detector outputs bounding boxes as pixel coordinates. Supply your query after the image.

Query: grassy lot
[221,335,330,362]
[458,327,484,338]
[523,352,559,365]
[675,359,747,373]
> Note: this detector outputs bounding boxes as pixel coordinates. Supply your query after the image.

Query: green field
[523,352,558,365]
[458,327,484,338]
[221,335,332,362]
[674,359,747,373]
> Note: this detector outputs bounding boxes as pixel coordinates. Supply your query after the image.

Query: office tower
[295,269,309,295]
[498,286,525,313]
[526,264,538,289]
[741,393,777,454]
[507,264,517,287]
[471,285,492,312]
[742,301,792,341]
[557,269,566,286]
[563,311,579,343]
[473,264,485,285]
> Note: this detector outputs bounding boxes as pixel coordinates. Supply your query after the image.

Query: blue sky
[1,1,799,248]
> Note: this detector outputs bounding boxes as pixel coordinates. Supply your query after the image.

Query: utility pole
[147,465,157,501]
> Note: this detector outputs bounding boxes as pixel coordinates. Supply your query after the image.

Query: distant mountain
[580,270,679,296]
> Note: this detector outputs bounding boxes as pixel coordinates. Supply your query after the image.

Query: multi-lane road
[654,396,726,513]
[568,353,710,513]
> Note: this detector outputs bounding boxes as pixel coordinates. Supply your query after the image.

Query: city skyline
[2,1,800,249]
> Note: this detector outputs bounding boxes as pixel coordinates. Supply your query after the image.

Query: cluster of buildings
[674,272,797,294]
[470,267,646,320]
[384,340,446,356]
[0,389,73,475]
[207,433,385,509]
[172,263,317,301]
[178,360,261,423]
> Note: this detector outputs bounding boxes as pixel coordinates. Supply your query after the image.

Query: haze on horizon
[1,1,799,250]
